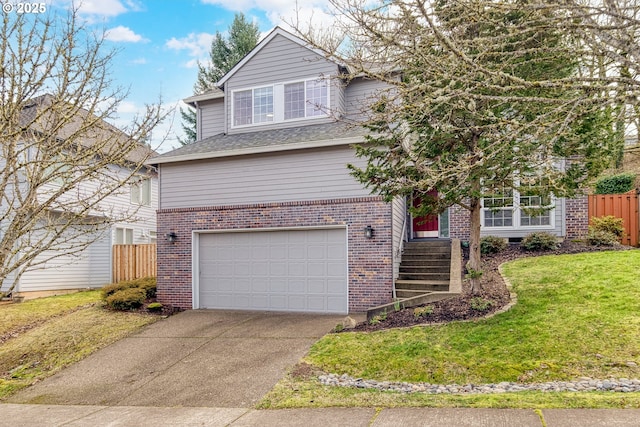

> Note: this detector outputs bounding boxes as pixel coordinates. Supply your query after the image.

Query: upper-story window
[131,178,151,206]
[232,78,329,128]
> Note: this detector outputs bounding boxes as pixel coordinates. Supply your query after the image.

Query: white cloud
[131,57,147,65]
[76,0,128,17]
[184,59,201,69]
[105,26,147,43]
[200,0,335,30]
[165,32,214,67]
[116,100,139,114]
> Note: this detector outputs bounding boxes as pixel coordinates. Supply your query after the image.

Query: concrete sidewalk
[1,404,639,426]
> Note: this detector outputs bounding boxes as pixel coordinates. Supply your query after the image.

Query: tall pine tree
[179,14,259,145]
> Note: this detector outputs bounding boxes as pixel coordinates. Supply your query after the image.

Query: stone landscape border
[321,262,639,394]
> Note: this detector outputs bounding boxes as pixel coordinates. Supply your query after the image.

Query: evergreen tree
[294,0,624,292]
[179,13,259,145]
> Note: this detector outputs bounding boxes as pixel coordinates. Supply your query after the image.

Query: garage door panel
[308,279,326,294]
[270,295,287,309]
[252,278,268,292]
[234,263,251,275]
[287,280,305,293]
[327,279,345,293]
[307,245,326,259]
[288,262,306,276]
[270,262,287,276]
[327,262,345,276]
[328,244,346,258]
[270,280,287,293]
[251,294,268,308]
[198,229,348,314]
[216,264,234,276]
[288,295,307,310]
[308,262,326,276]
[307,297,326,311]
[251,262,269,276]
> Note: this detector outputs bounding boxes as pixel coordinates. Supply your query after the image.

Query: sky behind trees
[37,0,334,151]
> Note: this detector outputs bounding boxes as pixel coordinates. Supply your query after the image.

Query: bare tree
[291,0,640,292]
[0,8,166,297]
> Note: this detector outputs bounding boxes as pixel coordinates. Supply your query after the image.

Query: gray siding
[160,146,370,209]
[199,99,225,139]
[391,196,407,280]
[226,34,341,133]
[345,77,392,122]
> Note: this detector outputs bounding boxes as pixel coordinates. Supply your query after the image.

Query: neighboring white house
[0,94,158,298]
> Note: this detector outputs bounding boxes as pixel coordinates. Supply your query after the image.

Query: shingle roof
[19,94,155,164]
[153,121,367,164]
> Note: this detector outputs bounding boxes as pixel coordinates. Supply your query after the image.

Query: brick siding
[565,195,589,239]
[156,197,393,312]
[448,196,589,240]
[449,204,471,240]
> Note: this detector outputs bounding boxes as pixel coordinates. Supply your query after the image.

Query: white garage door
[197,228,348,313]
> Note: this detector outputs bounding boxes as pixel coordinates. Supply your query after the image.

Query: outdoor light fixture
[165,232,177,243]
[364,225,374,239]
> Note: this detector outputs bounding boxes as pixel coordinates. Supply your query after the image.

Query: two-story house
[152,27,588,314]
[1,94,158,298]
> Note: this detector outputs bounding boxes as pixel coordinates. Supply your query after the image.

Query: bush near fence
[588,192,639,247]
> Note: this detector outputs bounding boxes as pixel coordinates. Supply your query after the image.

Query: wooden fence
[588,191,639,247]
[112,244,157,282]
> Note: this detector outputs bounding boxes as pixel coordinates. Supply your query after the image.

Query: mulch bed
[349,240,634,332]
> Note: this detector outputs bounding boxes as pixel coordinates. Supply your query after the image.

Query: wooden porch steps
[367,239,462,321]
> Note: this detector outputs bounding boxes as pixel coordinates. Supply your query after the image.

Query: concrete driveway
[7,310,346,408]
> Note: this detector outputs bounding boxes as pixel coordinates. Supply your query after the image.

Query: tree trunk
[467,196,482,294]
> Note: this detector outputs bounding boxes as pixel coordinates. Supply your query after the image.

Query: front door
[412,191,439,238]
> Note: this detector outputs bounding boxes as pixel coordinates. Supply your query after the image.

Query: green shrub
[470,297,493,312]
[594,173,635,194]
[586,229,619,246]
[590,215,624,238]
[480,236,508,255]
[101,277,157,300]
[105,288,146,310]
[136,277,157,299]
[414,306,434,319]
[101,280,137,299]
[521,232,559,251]
[147,302,163,312]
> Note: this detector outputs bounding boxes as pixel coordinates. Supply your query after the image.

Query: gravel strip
[319,373,640,394]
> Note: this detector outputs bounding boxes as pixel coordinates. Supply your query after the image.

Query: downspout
[194,101,201,141]
[221,83,228,135]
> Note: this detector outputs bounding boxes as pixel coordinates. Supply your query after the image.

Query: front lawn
[260,250,640,409]
[0,291,158,399]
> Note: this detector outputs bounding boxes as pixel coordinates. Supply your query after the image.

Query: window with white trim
[232,78,329,127]
[114,227,133,244]
[131,178,151,206]
[519,188,553,226]
[482,183,554,229]
[483,188,514,227]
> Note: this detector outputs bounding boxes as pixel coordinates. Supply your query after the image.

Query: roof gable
[217,26,342,87]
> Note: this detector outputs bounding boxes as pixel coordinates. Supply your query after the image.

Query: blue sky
[44,0,335,152]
